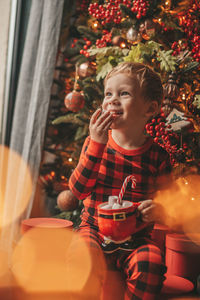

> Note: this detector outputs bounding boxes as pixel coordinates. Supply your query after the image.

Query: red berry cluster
[145,113,181,164]
[162,26,174,32]
[71,38,78,48]
[96,30,112,48]
[191,34,200,62]
[131,0,150,19]
[79,38,92,57]
[178,0,200,61]
[155,19,174,32]
[88,1,123,25]
[171,42,181,56]
[171,40,189,57]
[171,41,187,56]
[88,0,150,25]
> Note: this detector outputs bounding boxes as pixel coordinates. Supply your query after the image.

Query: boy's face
[102,73,154,131]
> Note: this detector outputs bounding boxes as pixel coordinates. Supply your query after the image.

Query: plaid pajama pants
[77,224,167,300]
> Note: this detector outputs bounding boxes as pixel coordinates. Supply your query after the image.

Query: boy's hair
[104,62,163,105]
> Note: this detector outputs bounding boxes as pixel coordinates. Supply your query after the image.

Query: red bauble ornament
[57,190,79,211]
[64,90,85,112]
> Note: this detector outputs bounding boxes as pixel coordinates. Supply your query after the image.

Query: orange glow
[0,250,17,300]
[0,145,32,229]
[92,21,99,29]
[120,42,126,48]
[154,174,200,245]
[11,227,106,299]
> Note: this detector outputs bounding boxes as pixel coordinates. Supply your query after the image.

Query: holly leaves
[157,49,177,72]
[88,46,129,81]
[124,41,177,72]
[90,41,178,78]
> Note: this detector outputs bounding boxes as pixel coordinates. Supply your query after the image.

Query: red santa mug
[97,200,140,241]
[97,176,140,241]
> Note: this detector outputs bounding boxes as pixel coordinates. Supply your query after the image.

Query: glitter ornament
[126,27,141,43]
[77,61,95,78]
[64,90,85,112]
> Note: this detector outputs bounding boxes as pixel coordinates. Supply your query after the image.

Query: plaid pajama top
[69,131,172,233]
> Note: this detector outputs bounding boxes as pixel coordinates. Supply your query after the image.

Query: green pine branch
[88,46,129,81]
[52,113,85,126]
[77,25,101,41]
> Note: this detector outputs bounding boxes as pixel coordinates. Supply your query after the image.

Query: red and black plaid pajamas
[69,131,172,299]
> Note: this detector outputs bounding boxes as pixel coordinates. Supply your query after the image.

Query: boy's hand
[89,108,115,144]
[138,199,156,223]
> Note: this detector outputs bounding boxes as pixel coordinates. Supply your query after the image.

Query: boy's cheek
[101,101,106,110]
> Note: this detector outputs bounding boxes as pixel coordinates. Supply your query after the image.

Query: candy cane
[118,175,137,204]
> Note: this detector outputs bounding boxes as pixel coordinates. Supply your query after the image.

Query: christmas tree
[39,0,200,226]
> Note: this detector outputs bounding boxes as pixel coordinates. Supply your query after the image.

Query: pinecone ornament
[162,73,180,116]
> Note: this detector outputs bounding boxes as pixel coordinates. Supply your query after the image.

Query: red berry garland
[79,38,92,57]
[86,0,151,49]
[88,1,123,25]
[88,0,150,26]
[131,0,150,19]
[171,42,181,56]
[178,0,200,62]
[145,113,183,165]
[96,31,112,48]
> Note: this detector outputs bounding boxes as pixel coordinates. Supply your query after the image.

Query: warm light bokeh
[0,145,32,229]
[11,227,106,300]
[154,174,200,245]
[0,250,17,300]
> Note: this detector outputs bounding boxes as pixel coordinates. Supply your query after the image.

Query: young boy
[69,62,172,299]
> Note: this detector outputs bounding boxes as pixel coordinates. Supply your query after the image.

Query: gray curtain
[0,0,64,255]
